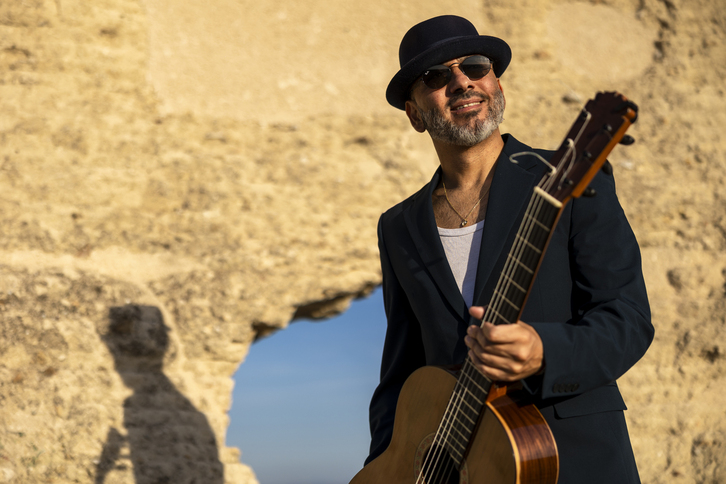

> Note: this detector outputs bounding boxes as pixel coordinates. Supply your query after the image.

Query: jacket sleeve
[527,169,654,401]
[366,216,427,464]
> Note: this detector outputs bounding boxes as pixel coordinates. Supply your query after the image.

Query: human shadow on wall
[95,304,223,484]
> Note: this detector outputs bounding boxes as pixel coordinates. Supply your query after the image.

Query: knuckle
[511,348,527,362]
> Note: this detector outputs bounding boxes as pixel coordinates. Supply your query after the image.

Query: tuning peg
[619,135,635,145]
[601,161,613,176]
[582,187,597,197]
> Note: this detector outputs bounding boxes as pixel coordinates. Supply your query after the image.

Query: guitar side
[349,366,558,484]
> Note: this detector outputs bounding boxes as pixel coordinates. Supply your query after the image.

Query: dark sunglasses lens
[460,56,492,80]
[421,56,492,90]
[422,66,451,90]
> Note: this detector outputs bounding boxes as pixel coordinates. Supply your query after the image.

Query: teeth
[454,102,481,110]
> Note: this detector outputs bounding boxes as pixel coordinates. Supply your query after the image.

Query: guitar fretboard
[432,188,562,468]
[485,188,562,327]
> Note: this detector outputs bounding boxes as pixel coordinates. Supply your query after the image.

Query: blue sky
[226,287,387,484]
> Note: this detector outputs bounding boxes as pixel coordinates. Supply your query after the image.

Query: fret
[460,385,483,406]
[489,306,511,324]
[507,254,534,274]
[441,420,475,447]
[493,312,516,327]
[449,391,481,416]
[440,414,481,459]
[493,289,521,312]
[454,398,479,413]
[502,284,528,309]
[515,234,543,253]
[524,226,550,248]
[460,367,489,396]
[530,203,561,228]
[517,242,543,264]
[451,408,477,427]
[522,217,552,241]
[438,430,466,455]
[501,280,527,298]
[502,273,527,292]
[448,448,465,465]
[510,261,535,284]
[449,425,471,442]
[524,212,552,232]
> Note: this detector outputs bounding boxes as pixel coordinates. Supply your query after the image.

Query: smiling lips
[452,101,483,111]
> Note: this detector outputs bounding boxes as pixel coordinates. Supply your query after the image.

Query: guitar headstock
[542,92,638,203]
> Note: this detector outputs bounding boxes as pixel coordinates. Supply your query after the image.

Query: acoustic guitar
[350,92,639,484]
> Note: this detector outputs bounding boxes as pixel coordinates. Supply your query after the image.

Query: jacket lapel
[472,135,543,306]
[403,168,470,320]
[401,135,545,318]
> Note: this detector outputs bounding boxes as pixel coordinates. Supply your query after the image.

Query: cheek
[405,100,427,132]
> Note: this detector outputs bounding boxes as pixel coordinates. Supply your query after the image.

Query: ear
[405,99,426,133]
[497,78,506,108]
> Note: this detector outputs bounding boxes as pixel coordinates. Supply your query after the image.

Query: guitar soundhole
[414,434,468,484]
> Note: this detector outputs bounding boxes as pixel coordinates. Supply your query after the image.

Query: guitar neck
[439,187,564,465]
[483,187,563,327]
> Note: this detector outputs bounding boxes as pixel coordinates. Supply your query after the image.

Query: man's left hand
[465,306,544,381]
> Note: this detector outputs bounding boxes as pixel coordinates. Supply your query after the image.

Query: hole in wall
[227,287,386,484]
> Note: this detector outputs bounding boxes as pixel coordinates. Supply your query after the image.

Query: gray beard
[420,89,505,147]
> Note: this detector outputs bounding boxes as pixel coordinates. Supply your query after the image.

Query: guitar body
[350,366,558,484]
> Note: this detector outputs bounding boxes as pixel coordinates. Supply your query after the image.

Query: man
[366,15,654,483]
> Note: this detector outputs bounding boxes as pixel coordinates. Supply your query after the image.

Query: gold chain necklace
[442,179,490,227]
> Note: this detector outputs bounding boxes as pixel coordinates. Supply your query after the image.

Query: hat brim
[386,36,511,110]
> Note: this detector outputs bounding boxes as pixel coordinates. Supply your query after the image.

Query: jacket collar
[403,165,467,318]
[402,134,544,320]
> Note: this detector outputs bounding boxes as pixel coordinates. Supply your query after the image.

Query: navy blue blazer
[367,134,654,483]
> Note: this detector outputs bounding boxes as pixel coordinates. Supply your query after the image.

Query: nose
[447,63,473,93]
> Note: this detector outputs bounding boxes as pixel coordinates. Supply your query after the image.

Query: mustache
[447,91,488,108]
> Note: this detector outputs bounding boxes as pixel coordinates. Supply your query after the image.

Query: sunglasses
[419,55,493,90]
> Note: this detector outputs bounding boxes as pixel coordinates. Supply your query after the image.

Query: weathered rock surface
[0,0,724,483]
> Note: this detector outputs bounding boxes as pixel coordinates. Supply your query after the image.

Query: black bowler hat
[386,15,512,110]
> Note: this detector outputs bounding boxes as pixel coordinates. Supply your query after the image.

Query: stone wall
[0,0,724,482]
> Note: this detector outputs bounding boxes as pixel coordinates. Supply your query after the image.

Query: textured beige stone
[0,0,724,483]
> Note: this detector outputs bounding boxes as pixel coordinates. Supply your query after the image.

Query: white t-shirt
[437,220,485,307]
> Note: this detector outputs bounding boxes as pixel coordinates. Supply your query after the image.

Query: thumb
[469,306,485,321]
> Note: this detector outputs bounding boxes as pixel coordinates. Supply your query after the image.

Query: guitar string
[416,110,595,482]
[489,201,535,324]
[558,109,592,184]
[483,192,541,326]
[458,123,588,482]
[488,105,593,327]
[416,196,541,484]
[418,193,546,484]
[435,195,546,483]
[416,380,462,483]
[426,158,555,483]
[417,408,450,483]
[543,108,590,195]
[458,109,593,481]
[487,106,592,326]
[423,380,467,484]
[416,371,459,483]
[420,352,495,482]
[422,367,482,483]
[425,365,485,483]
[434,397,462,483]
